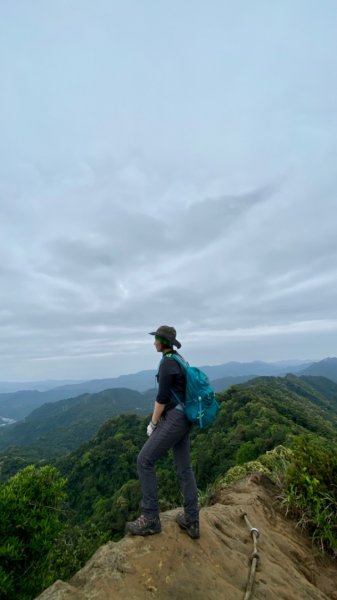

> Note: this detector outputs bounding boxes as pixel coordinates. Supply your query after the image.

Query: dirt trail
[36,473,337,600]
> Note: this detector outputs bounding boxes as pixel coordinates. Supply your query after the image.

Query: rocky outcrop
[36,473,337,599]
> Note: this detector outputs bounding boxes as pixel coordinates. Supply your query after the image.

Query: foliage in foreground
[281,435,337,556]
[0,465,66,600]
[0,465,107,600]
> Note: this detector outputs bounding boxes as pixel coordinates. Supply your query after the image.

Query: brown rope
[241,512,260,600]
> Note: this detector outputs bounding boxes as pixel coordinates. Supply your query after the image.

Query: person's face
[154,338,163,352]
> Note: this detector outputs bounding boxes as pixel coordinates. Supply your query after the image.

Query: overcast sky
[1,1,337,380]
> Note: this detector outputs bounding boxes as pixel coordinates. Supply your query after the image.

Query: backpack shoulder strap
[166,353,188,370]
[161,353,188,407]
[156,353,180,377]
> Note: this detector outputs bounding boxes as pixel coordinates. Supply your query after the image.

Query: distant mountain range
[298,357,337,382]
[0,359,315,421]
[209,357,337,390]
[2,357,337,425]
[0,379,84,393]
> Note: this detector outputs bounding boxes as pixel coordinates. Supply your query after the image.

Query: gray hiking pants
[137,407,199,521]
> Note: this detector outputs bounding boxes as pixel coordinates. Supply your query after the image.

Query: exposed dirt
[36,473,337,600]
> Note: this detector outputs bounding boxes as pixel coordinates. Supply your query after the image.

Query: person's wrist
[151,420,157,426]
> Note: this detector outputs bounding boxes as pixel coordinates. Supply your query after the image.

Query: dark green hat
[149,325,181,349]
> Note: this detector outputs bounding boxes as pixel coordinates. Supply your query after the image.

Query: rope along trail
[241,512,260,600]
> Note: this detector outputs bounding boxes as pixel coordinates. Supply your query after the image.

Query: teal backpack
[164,354,220,429]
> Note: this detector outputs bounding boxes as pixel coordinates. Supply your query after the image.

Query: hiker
[126,325,200,539]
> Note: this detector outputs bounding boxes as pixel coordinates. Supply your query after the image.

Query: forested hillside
[0,376,156,420]
[0,387,155,458]
[1,374,336,483]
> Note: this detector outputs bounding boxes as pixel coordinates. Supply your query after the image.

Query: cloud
[0,157,336,380]
[1,1,337,378]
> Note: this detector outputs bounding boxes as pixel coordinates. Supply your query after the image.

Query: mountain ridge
[299,357,337,382]
[0,359,314,421]
[0,387,154,455]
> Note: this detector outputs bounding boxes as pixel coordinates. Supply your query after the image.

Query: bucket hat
[149,325,181,349]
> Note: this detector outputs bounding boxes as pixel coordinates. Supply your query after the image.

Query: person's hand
[147,421,157,437]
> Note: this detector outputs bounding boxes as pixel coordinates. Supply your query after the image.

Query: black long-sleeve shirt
[156,351,186,414]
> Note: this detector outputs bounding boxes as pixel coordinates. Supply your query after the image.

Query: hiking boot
[176,512,200,539]
[126,514,161,536]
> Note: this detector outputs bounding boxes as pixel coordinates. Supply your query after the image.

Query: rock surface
[36,473,337,599]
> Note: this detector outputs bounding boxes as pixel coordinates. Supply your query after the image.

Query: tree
[0,465,66,600]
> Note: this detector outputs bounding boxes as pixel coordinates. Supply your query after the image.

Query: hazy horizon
[0,356,324,385]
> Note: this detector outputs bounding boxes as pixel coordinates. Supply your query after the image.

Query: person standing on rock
[126,325,200,539]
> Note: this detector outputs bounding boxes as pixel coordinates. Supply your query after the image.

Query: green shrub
[0,465,67,599]
[281,435,337,555]
[51,521,108,581]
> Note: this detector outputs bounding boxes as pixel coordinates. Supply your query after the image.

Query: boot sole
[126,527,161,536]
